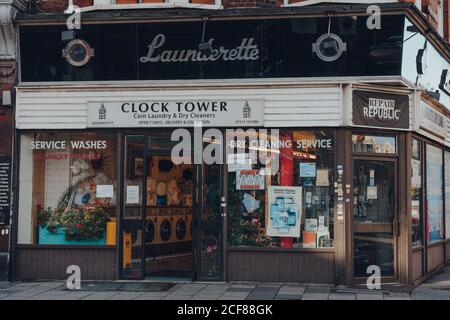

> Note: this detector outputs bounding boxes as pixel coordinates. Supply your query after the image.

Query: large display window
[18,132,118,245]
[227,129,335,249]
[426,144,444,243]
[411,138,423,246]
[445,151,450,240]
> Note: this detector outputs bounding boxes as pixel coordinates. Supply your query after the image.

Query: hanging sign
[236,170,265,190]
[352,90,409,129]
[87,100,264,128]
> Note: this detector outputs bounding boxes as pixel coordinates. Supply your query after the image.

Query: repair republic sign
[352,90,409,129]
[87,100,264,128]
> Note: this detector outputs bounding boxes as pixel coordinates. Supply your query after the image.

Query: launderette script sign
[87,100,264,128]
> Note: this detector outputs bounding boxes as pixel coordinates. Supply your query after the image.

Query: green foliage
[36,206,52,227]
[44,207,109,241]
[64,207,110,241]
[227,174,272,247]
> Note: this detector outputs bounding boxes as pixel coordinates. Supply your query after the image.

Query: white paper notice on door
[96,185,114,198]
[126,186,140,204]
[316,169,329,186]
[367,186,378,200]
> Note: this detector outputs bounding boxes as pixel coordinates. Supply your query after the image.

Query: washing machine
[172,214,188,242]
[158,215,173,243]
[145,216,158,244]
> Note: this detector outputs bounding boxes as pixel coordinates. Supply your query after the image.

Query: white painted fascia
[282,0,398,7]
[83,1,223,13]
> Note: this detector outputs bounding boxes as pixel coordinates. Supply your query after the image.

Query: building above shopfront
[15,4,450,110]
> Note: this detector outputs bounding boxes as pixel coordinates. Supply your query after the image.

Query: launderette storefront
[11,7,450,284]
[14,89,342,282]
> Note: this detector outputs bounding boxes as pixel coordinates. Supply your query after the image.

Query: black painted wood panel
[15,246,116,281]
[227,249,335,283]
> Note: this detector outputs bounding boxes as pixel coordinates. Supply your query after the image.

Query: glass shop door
[144,134,194,280]
[121,132,224,281]
[352,158,398,283]
[194,162,224,281]
[121,133,195,280]
[122,135,146,279]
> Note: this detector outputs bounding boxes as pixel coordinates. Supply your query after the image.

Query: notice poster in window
[227,153,253,172]
[267,186,302,237]
[96,185,114,198]
[236,170,265,190]
[299,162,316,178]
[126,186,140,204]
[367,186,378,200]
[316,168,329,186]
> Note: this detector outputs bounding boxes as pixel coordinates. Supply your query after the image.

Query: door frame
[351,155,399,284]
[193,161,226,281]
[119,130,226,281]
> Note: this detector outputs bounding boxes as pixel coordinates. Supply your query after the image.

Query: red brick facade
[444,0,450,42]
[222,0,279,7]
[31,0,450,43]
[36,0,283,12]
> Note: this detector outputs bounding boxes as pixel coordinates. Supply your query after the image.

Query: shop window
[411,139,423,246]
[227,129,335,249]
[426,144,444,242]
[445,151,450,240]
[18,132,118,245]
[353,160,394,223]
[352,134,396,154]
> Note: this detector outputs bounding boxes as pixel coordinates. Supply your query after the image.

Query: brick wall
[444,0,450,42]
[36,0,283,12]
[222,0,280,7]
[37,0,93,13]
[422,0,439,30]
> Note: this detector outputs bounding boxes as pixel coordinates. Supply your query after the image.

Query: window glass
[352,134,396,154]
[18,132,118,245]
[426,144,444,242]
[354,232,394,277]
[411,139,423,246]
[445,151,450,240]
[227,129,335,248]
[353,160,394,223]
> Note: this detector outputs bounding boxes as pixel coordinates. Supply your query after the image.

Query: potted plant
[38,207,110,245]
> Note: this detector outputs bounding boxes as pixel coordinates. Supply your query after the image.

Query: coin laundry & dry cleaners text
[140,34,259,63]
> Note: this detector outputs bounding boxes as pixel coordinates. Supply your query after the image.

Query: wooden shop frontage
[9,4,450,284]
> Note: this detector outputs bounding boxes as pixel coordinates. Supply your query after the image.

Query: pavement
[411,264,450,300]
[0,264,448,300]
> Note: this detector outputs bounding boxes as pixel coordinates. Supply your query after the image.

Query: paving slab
[246,286,280,300]
[356,293,384,300]
[226,287,253,293]
[133,292,170,300]
[274,294,302,300]
[230,284,256,289]
[301,293,329,300]
[190,294,220,300]
[218,293,250,300]
[278,285,306,296]
[60,291,97,300]
[81,291,121,300]
[107,291,144,300]
[328,293,356,300]
[304,286,332,294]
[163,294,196,300]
